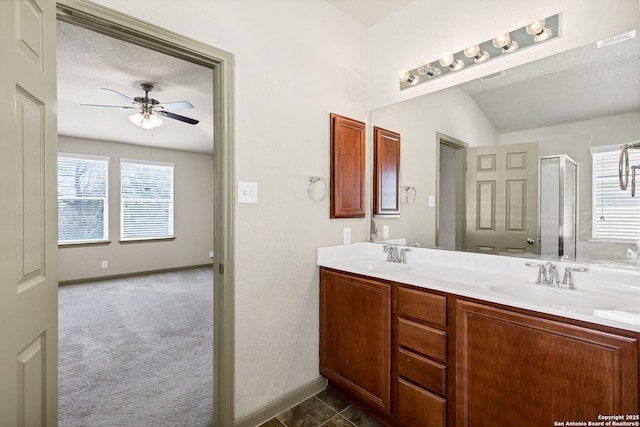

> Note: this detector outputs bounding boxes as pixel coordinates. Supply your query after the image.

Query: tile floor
[259,389,384,427]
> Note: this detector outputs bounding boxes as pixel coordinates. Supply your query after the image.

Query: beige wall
[58,136,214,282]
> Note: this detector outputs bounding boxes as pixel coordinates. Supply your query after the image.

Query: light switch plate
[238,181,258,204]
[428,195,436,208]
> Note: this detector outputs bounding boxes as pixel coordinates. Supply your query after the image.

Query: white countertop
[317,242,640,333]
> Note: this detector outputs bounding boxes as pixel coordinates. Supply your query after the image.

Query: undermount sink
[348,259,412,274]
[489,284,614,310]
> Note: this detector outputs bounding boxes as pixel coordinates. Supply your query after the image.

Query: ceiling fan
[81,83,199,130]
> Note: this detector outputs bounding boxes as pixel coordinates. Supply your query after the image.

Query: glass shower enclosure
[539,155,578,259]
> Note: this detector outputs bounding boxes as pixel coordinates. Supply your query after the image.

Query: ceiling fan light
[148,113,163,128]
[129,112,162,129]
[129,112,144,126]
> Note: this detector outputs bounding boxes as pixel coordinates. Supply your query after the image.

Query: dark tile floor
[259,389,384,427]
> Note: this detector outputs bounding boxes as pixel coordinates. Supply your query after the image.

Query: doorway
[56,2,235,425]
[436,133,467,251]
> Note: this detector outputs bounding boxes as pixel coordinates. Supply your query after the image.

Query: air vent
[480,71,506,81]
[596,30,636,48]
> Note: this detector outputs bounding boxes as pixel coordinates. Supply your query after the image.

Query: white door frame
[56,2,236,425]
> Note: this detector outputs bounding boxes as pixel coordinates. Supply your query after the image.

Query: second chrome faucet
[384,245,410,264]
[526,261,588,289]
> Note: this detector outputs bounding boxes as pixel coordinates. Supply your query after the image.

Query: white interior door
[0,0,58,425]
[466,142,538,255]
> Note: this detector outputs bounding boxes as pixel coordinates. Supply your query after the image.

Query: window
[592,146,640,241]
[120,160,174,240]
[58,154,109,244]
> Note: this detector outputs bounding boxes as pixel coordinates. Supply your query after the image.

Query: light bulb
[417,62,441,78]
[526,19,545,35]
[526,18,552,42]
[492,33,518,53]
[464,44,490,63]
[439,52,454,67]
[439,53,464,71]
[398,70,411,82]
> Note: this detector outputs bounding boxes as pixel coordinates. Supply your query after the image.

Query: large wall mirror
[370,30,640,268]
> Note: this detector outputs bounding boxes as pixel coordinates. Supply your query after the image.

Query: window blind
[120,160,174,240]
[592,148,640,241]
[58,154,109,243]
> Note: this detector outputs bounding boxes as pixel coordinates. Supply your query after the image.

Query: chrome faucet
[383,245,399,262]
[383,245,410,264]
[544,262,560,286]
[561,267,588,289]
[526,262,588,288]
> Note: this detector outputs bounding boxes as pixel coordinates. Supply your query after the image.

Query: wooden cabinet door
[320,268,391,413]
[373,126,400,216]
[456,300,639,426]
[330,113,366,218]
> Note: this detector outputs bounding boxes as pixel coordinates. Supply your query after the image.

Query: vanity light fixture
[439,52,465,71]
[399,13,560,89]
[464,44,490,63]
[492,33,519,53]
[526,18,553,42]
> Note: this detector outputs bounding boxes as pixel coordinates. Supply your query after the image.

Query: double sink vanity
[318,242,640,426]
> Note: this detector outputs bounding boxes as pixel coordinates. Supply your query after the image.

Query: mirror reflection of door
[466,142,539,255]
[437,134,467,251]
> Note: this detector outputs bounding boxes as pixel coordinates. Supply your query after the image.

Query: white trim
[120,158,175,168]
[59,152,110,162]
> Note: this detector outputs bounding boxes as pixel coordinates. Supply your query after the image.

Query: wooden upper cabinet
[373,127,400,216]
[330,113,366,218]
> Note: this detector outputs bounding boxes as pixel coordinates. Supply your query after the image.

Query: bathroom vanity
[318,243,640,426]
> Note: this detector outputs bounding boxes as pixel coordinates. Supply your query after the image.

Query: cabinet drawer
[397,348,446,395]
[397,287,446,326]
[398,317,446,362]
[397,378,446,427]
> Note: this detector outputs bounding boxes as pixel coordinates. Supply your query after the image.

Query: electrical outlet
[101,260,108,269]
[343,227,351,245]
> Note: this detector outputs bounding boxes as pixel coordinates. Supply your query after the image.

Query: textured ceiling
[459,32,640,133]
[57,20,214,154]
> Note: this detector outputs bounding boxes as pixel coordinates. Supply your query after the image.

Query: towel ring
[402,186,416,205]
[632,166,637,197]
[308,176,327,202]
[619,145,629,190]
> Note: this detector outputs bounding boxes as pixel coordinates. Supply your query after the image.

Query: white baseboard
[234,376,327,427]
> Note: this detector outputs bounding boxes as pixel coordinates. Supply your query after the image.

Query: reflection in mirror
[370,30,640,268]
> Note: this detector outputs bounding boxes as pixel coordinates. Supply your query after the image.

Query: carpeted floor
[58,267,214,427]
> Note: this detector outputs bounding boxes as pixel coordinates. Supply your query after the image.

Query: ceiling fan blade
[157,101,194,111]
[80,103,139,109]
[101,88,138,104]
[157,111,199,125]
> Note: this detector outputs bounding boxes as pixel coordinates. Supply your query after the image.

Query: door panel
[0,0,58,424]
[466,142,538,254]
